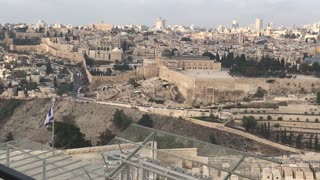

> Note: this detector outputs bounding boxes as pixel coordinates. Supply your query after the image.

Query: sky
[0,0,319,28]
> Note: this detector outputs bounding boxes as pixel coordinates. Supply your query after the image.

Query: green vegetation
[209,134,217,144]
[194,115,221,123]
[56,83,73,95]
[113,64,132,71]
[128,78,140,88]
[180,37,192,42]
[161,49,174,57]
[0,99,22,121]
[229,54,286,77]
[13,38,41,45]
[20,79,38,90]
[317,92,320,105]
[137,114,153,128]
[46,61,53,74]
[12,70,27,78]
[53,121,91,149]
[113,109,132,130]
[97,129,115,146]
[242,116,257,132]
[256,121,271,138]
[4,132,14,142]
[154,135,187,149]
[148,98,165,104]
[253,87,267,99]
[202,51,215,60]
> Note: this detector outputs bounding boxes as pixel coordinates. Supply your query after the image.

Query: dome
[316,47,320,55]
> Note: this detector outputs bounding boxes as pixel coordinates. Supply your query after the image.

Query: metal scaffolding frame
[0,139,104,180]
[105,124,282,180]
[0,125,283,180]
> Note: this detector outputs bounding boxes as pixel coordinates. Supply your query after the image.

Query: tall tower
[232,20,239,30]
[255,18,263,31]
[155,17,166,30]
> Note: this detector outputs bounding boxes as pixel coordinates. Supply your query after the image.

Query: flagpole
[51,97,56,150]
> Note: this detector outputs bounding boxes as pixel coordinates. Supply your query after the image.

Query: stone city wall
[159,66,196,100]
[159,66,320,103]
[10,38,84,62]
[9,44,45,53]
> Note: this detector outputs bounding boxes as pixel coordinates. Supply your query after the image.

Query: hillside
[0,98,287,156]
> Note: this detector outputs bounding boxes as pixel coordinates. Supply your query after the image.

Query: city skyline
[0,0,319,28]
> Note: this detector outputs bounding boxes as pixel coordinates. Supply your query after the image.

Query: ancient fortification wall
[10,38,84,62]
[158,65,320,104]
[159,66,196,99]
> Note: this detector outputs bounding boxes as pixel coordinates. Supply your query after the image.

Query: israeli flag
[44,107,54,128]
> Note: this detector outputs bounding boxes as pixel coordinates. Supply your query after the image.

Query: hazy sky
[0,0,319,28]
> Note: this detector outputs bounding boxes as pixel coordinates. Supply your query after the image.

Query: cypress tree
[309,134,313,149]
[315,134,319,151]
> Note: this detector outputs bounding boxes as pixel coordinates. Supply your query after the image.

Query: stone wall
[159,66,196,100]
[9,38,85,62]
[10,44,45,53]
[158,66,320,104]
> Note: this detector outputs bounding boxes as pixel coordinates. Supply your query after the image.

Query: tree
[315,134,319,151]
[309,134,313,149]
[97,129,115,146]
[209,134,217,144]
[242,116,257,132]
[317,92,320,105]
[267,115,272,121]
[46,61,53,74]
[216,53,220,61]
[128,78,140,88]
[296,133,303,149]
[54,121,91,149]
[53,76,58,88]
[162,49,173,57]
[138,114,153,128]
[4,132,14,142]
[289,132,293,146]
[202,51,215,60]
[113,109,132,130]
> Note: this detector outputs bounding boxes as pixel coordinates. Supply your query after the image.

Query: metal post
[6,144,9,167]
[42,160,46,180]
[51,97,56,154]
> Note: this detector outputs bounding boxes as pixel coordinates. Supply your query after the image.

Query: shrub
[128,78,140,88]
[209,134,217,144]
[97,129,115,146]
[277,117,283,121]
[113,109,132,130]
[0,99,22,121]
[4,132,14,142]
[242,116,257,132]
[54,121,91,149]
[138,114,153,128]
[267,115,272,121]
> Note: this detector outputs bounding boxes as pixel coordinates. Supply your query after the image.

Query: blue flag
[44,106,54,128]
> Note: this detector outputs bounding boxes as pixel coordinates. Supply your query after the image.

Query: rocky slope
[0,98,287,156]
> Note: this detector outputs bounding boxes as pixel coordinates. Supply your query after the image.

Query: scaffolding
[104,124,282,180]
[0,125,282,179]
